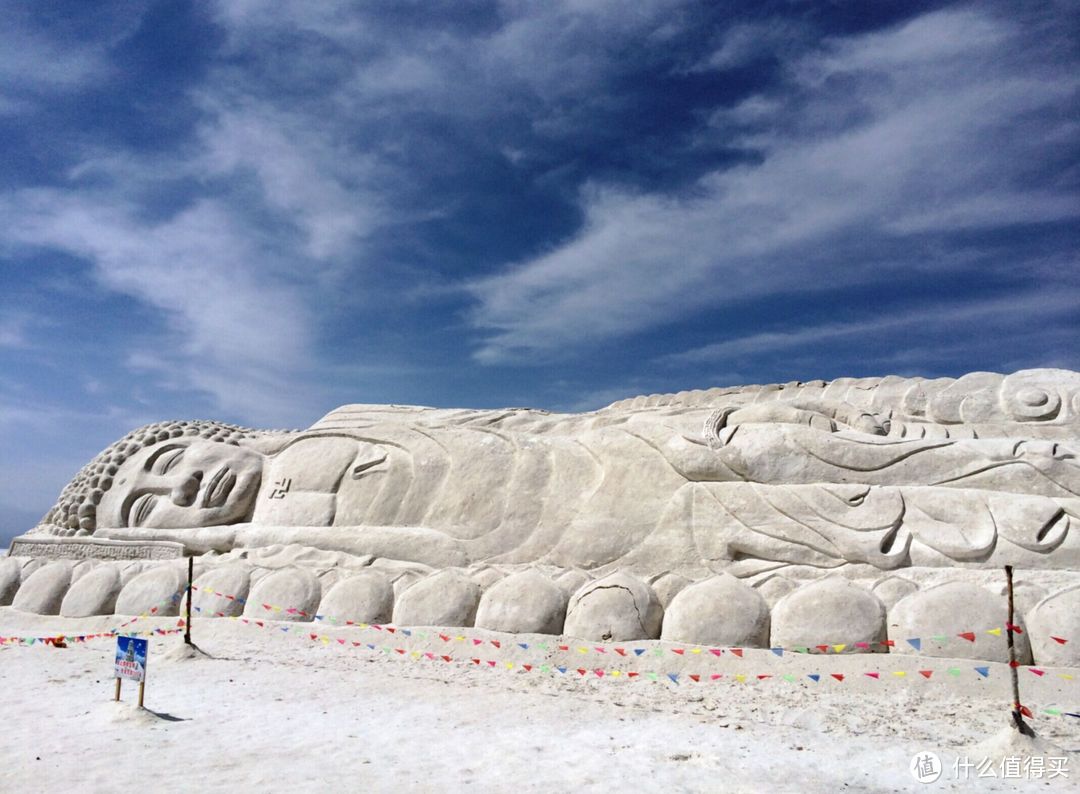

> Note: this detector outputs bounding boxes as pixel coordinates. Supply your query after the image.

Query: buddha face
[97,439,265,529]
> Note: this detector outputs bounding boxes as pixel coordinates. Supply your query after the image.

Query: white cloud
[664,289,1080,364]
[1,190,316,424]
[466,8,1080,363]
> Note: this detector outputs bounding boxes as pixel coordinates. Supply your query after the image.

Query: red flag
[395,648,405,654]
[1029,668,1045,676]
[709,649,723,657]
[1020,705,1034,718]
[816,645,830,653]
[594,669,604,677]
[558,645,569,651]
[865,672,880,679]
[958,632,976,642]
[628,672,640,678]
[487,660,496,667]
[757,674,771,680]
[689,674,700,682]
[615,648,627,656]
[672,648,685,655]
[711,674,722,680]
[1006,623,1023,634]
[439,634,450,642]
[491,640,500,648]
[386,627,396,634]
[1051,636,1067,645]
[919,670,933,678]
[730,648,744,658]
[523,664,532,671]
[471,658,481,665]
[441,655,451,662]
[831,673,844,682]
[577,668,587,676]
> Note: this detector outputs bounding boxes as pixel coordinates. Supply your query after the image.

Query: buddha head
[40,420,282,535]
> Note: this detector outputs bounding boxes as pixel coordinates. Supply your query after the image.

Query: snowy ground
[1,609,1078,793]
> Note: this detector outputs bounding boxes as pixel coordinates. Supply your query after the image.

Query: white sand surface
[1,609,1078,793]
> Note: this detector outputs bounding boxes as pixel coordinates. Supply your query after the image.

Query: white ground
[1,609,1078,793]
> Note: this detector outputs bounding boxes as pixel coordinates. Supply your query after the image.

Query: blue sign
[114,636,148,683]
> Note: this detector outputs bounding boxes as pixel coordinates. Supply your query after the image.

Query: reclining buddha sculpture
[7,368,1080,662]
[22,368,1079,578]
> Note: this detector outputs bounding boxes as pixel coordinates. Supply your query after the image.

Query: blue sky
[2,0,1078,541]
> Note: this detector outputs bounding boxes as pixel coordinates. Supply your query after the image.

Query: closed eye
[130,493,158,527]
[146,444,185,475]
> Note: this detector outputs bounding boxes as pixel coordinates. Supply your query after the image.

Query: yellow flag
[832,644,846,653]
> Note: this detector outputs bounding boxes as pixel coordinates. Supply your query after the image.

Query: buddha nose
[170,471,203,507]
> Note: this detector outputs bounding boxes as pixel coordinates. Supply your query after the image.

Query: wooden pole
[185,556,193,646]
[114,678,121,702]
[1005,565,1034,736]
[137,681,145,709]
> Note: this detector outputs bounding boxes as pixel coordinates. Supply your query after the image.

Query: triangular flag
[832,644,846,653]
[919,670,933,679]
[711,674,722,680]
[986,628,1001,636]
[1006,623,1023,634]
[615,648,627,656]
[794,646,809,654]
[830,674,844,682]
[734,674,746,683]
[730,648,743,658]
[1043,708,1062,716]
[710,648,723,657]
[893,671,907,678]
[594,669,604,677]
[577,668,587,676]
[879,640,895,647]
[1020,705,1033,718]
[855,642,869,649]
[672,648,685,655]
[1051,636,1067,645]
[490,640,500,648]
[782,674,796,683]
[958,632,976,642]
[539,665,550,673]
[628,671,639,678]
[611,670,621,677]
[865,672,880,679]
[441,655,452,662]
[518,643,529,650]
[558,645,569,651]
[808,674,820,682]
[931,635,947,643]
[689,674,700,682]
[1029,668,1045,676]
[974,667,989,677]
[557,666,567,674]
[757,674,771,680]
[439,634,450,642]
[634,648,646,656]
[815,645,830,653]
[647,673,658,681]
[907,638,922,651]
[667,673,679,683]
[771,648,784,657]
[594,647,607,654]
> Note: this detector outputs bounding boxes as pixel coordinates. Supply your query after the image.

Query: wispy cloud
[663,288,1080,364]
[466,7,1080,363]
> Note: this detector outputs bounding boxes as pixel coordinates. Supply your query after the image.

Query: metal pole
[185,556,193,646]
[1005,565,1034,736]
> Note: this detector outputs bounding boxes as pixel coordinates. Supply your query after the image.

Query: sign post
[185,556,193,646]
[114,635,149,708]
